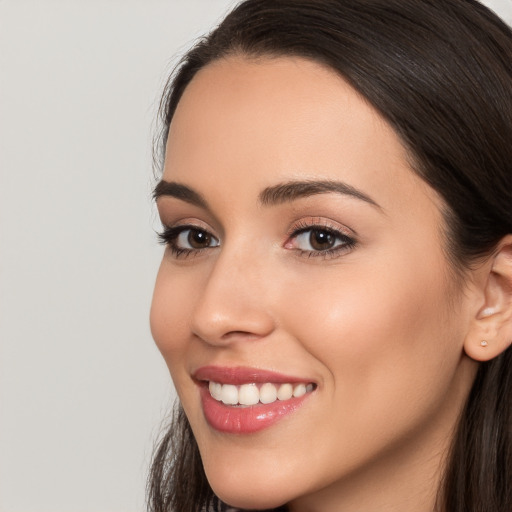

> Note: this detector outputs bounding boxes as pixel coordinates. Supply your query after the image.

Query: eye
[295,229,339,251]
[285,224,356,258]
[158,225,220,258]
[176,228,219,250]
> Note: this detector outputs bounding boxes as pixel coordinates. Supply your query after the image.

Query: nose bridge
[191,238,275,345]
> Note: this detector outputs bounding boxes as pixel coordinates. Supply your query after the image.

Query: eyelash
[157,224,218,259]
[157,221,357,260]
[286,220,357,259]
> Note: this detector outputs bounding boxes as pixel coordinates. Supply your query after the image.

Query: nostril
[192,306,275,347]
[220,330,266,341]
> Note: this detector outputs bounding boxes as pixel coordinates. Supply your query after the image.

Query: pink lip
[194,366,314,434]
[194,365,310,385]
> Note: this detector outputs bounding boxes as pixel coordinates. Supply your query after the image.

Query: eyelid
[284,217,357,259]
[161,217,216,231]
[156,199,221,235]
[286,216,355,238]
[157,220,220,259]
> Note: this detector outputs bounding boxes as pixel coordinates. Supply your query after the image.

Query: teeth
[238,384,259,406]
[208,381,314,405]
[221,384,238,405]
[293,383,306,398]
[277,383,293,400]
[209,381,222,401]
[259,383,277,404]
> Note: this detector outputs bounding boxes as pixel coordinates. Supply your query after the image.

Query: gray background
[1,1,510,511]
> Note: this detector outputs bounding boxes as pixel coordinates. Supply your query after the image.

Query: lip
[194,366,315,434]
[194,365,311,385]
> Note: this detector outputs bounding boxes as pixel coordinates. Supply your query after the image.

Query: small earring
[480,340,488,347]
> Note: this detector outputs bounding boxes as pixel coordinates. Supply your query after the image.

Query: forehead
[164,55,440,217]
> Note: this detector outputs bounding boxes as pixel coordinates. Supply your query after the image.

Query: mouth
[193,366,317,434]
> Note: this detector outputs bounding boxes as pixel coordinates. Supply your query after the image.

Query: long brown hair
[148,1,512,511]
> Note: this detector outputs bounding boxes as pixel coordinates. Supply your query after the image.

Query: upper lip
[193,365,313,385]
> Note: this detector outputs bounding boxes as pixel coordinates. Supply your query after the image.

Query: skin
[150,56,483,512]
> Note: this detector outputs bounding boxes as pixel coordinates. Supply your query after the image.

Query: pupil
[188,230,210,248]
[310,229,335,250]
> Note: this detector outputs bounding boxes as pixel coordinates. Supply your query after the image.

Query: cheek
[277,249,463,429]
[150,261,195,369]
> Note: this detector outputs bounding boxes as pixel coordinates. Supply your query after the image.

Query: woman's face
[151,56,477,510]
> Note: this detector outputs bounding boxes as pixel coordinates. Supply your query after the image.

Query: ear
[464,236,512,362]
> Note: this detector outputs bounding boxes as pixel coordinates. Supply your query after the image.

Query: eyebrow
[259,180,381,209]
[153,178,381,210]
[153,180,208,209]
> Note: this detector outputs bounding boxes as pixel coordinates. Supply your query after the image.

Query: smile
[208,381,315,406]
[195,366,317,434]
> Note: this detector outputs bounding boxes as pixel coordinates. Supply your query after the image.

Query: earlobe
[464,236,512,362]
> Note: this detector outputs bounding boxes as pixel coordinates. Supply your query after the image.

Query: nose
[190,246,276,346]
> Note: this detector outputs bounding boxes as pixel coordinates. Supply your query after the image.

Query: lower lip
[199,385,310,434]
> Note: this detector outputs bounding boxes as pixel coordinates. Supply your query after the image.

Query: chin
[211,486,288,511]
[203,458,294,510]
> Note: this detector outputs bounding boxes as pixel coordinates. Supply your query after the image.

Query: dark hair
[148,1,512,511]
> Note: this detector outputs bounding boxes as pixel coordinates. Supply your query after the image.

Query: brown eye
[172,227,219,251]
[309,229,336,250]
[188,229,212,249]
[288,225,355,257]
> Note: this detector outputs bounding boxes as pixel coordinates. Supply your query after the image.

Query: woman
[148,1,512,511]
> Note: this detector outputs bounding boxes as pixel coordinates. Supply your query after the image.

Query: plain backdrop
[0,1,511,511]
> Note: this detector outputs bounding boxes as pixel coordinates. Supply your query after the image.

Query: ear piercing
[480,340,488,347]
